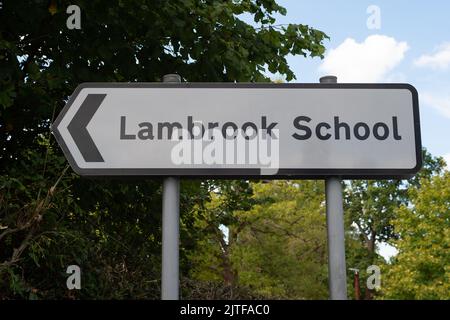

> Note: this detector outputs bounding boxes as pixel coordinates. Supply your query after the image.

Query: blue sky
[249,0,450,166]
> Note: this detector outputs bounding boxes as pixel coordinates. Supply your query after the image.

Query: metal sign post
[161,74,181,300]
[320,75,347,300]
[52,82,421,178]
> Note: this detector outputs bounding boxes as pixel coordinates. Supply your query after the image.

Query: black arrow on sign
[68,94,106,162]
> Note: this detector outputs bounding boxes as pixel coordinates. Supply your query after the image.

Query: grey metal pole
[320,75,348,300]
[161,74,181,300]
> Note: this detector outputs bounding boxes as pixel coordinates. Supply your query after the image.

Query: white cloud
[421,92,450,119]
[319,35,409,82]
[414,43,450,70]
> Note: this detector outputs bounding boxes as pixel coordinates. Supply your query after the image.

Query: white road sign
[52,83,421,178]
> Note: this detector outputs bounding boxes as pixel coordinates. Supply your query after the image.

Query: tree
[0,0,328,298]
[381,172,450,299]
[190,180,329,299]
[188,180,256,290]
[343,150,445,298]
[233,180,329,299]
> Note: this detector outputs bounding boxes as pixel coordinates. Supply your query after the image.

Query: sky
[243,0,450,260]
[252,0,450,168]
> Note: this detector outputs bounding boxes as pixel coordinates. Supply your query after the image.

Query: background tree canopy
[381,172,450,299]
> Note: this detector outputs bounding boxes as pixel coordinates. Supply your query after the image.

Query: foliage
[343,150,445,299]
[0,134,210,298]
[190,180,329,299]
[381,172,450,299]
[345,150,444,255]
[233,180,329,299]
[188,180,256,290]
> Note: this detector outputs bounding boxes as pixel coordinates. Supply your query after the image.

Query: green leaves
[344,150,444,255]
[382,172,450,299]
[189,180,329,299]
[342,149,447,299]
[0,83,15,110]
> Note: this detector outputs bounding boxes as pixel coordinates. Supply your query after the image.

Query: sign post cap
[320,75,338,83]
[162,74,182,83]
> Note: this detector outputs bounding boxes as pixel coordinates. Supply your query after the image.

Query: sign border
[52,83,422,179]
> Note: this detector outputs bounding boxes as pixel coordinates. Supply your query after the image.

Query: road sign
[52,83,421,178]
